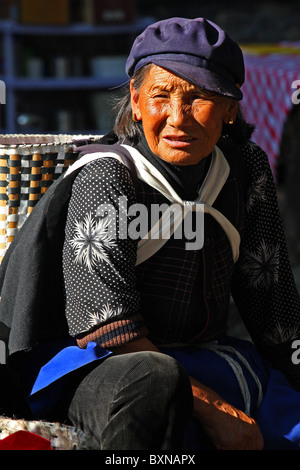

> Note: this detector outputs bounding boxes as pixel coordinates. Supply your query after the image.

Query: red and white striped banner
[241,45,300,180]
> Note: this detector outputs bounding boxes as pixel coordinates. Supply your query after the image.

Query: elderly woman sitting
[2,17,300,451]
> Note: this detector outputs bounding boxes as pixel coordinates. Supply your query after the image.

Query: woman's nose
[167,101,190,127]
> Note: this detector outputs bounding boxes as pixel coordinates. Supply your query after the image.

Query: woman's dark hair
[113,64,254,145]
[113,64,152,143]
[222,106,255,144]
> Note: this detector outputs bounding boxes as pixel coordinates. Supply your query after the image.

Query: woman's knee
[70,350,192,420]
[122,351,192,402]
[68,350,193,448]
[145,351,189,384]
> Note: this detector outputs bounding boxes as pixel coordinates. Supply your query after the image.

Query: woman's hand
[190,377,264,450]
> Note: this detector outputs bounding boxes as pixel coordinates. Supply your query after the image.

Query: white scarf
[65,145,241,265]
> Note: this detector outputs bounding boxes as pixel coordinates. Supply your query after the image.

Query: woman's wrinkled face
[131,65,238,165]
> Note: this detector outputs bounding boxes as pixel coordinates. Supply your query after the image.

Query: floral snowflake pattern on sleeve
[240,239,280,290]
[70,212,117,272]
[62,157,148,349]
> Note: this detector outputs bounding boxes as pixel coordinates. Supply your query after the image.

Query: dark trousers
[67,351,193,450]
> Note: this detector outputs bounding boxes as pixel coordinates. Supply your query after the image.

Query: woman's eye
[192,94,206,101]
[153,94,168,99]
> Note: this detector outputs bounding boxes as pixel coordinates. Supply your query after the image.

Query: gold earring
[132,115,139,123]
[228,118,234,125]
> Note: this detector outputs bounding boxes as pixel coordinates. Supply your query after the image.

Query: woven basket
[0,134,102,262]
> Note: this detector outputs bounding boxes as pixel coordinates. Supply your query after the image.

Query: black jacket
[0,143,137,357]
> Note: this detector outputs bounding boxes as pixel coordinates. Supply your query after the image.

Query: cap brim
[151,59,243,100]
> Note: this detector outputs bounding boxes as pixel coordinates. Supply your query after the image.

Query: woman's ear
[225,99,239,124]
[130,80,142,122]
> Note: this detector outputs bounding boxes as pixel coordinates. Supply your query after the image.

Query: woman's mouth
[162,135,196,148]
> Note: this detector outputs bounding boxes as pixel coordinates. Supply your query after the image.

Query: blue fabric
[26,339,112,418]
[255,369,300,449]
[30,341,111,395]
[161,336,300,450]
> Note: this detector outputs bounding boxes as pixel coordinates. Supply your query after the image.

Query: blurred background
[0,0,300,269]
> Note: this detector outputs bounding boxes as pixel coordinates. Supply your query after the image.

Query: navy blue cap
[126,17,244,100]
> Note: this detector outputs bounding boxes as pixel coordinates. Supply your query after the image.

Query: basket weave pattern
[0,134,102,262]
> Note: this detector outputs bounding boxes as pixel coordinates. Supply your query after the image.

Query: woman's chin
[156,148,207,166]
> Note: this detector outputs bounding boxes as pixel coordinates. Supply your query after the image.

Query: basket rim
[0,134,103,147]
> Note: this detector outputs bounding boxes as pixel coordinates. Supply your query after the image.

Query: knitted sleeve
[231,141,300,390]
[62,157,148,350]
